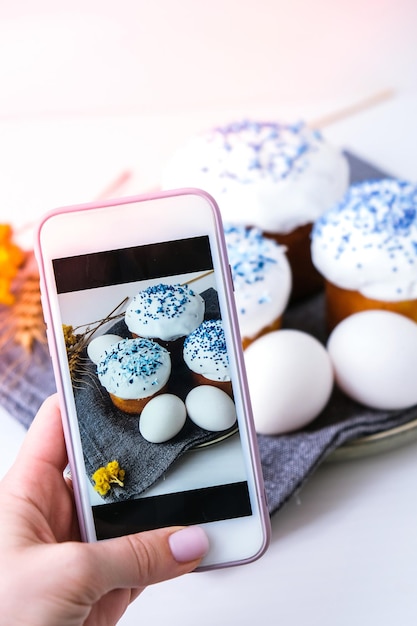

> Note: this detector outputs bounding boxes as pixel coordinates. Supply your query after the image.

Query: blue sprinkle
[184,319,229,369]
[224,223,279,288]
[312,179,417,269]
[97,337,168,383]
[128,283,198,322]
[208,119,319,183]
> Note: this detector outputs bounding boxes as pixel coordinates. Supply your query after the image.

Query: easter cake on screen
[183,318,232,395]
[95,337,171,414]
[125,282,205,344]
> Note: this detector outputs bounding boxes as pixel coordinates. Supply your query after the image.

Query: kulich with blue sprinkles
[311,178,417,329]
[183,319,231,385]
[224,223,291,348]
[125,283,205,342]
[97,337,171,414]
[162,118,348,300]
[162,119,349,235]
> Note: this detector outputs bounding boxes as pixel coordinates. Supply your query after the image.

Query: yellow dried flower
[92,460,126,496]
[62,324,81,349]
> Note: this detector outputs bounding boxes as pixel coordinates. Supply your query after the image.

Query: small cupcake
[311,178,417,331]
[224,224,292,349]
[183,319,232,396]
[125,282,205,353]
[97,337,171,414]
[163,120,349,300]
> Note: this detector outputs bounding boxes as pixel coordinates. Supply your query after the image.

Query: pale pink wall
[0,0,416,118]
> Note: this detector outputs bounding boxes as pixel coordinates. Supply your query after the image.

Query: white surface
[1,3,417,621]
[128,441,417,626]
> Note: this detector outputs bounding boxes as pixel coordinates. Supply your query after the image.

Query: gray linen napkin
[260,397,417,515]
[0,338,55,429]
[1,151,411,515]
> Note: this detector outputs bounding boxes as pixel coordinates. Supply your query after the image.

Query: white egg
[244,330,333,435]
[185,386,237,431]
[327,310,417,410]
[87,334,123,364]
[139,394,187,443]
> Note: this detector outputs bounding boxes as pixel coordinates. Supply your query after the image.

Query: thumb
[84,525,209,593]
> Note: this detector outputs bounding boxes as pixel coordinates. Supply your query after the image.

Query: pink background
[0,0,416,117]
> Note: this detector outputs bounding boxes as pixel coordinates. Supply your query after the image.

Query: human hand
[0,394,209,625]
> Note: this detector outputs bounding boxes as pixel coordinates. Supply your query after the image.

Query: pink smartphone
[35,189,270,570]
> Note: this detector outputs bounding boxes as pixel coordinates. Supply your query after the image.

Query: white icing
[97,337,171,400]
[311,179,417,301]
[125,283,205,341]
[183,319,230,382]
[162,120,349,234]
[224,224,291,340]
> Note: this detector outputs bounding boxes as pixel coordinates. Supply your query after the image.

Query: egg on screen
[87,334,123,364]
[185,386,237,431]
[327,310,417,410]
[139,394,187,443]
[244,330,334,435]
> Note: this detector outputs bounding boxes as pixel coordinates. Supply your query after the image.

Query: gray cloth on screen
[0,152,411,515]
[75,311,227,503]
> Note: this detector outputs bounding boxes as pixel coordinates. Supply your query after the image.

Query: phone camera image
[54,234,252,539]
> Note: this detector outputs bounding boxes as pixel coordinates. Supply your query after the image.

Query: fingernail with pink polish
[169,526,209,563]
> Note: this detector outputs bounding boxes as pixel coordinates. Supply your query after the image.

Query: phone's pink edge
[36,187,221,228]
[34,187,272,564]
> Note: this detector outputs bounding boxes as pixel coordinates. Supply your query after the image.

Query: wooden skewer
[308,88,395,129]
[182,269,215,286]
[72,296,129,334]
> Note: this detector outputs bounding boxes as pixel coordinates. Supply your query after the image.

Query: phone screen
[53,234,252,540]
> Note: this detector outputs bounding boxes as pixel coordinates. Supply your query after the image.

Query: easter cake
[224,223,292,348]
[311,178,417,331]
[163,119,349,299]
